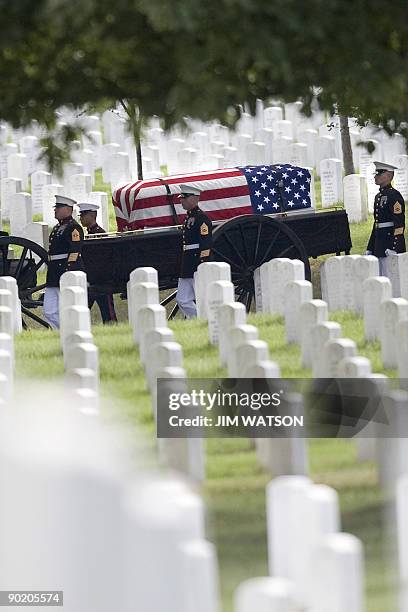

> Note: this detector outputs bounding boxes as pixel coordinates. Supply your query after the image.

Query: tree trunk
[135,134,143,180]
[339,115,355,176]
[119,99,143,180]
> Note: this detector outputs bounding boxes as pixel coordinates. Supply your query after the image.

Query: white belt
[376,222,393,228]
[183,244,200,251]
[49,253,68,260]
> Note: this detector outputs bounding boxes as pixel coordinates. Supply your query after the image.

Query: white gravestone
[267,476,341,608]
[320,158,343,207]
[255,392,308,478]
[310,322,342,378]
[384,253,402,297]
[60,270,88,293]
[300,300,328,367]
[69,173,92,203]
[78,149,96,185]
[150,342,184,391]
[10,192,32,236]
[129,283,159,344]
[88,191,109,232]
[337,356,372,378]
[321,338,357,377]
[127,267,158,325]
[397,473,408,612]
[0,306,13,336]
[7,153,29,190]
[272,137,292,164]
[309,533,365,612]
[267,258,304,315]
[393,154,408,200]
[399,252,408,300]
[273,120,293,140]
[19,136,40,174]
[22,222,49,255]
[234,577,296,612]
[339,255,361,311]
[297,129,317,167]
[246,142,266,165]
[42,183,64,226]
[137,305,167,365]
[363,276,392,341]
[353,256,379,314]
[65,343,99,377]
[289,143,308,168]
[109,152,130,188]
[284,280,313,343]
[207,281,235,345]
[130,282,159,342]
[343,174,368,223]
[66,368,99,395]
[0,177,22,220]
[0,277,22,334]
[31,170,51,215]
[321,256,343,311]
[227,325,259,377]
[62,162,84,188]
[195,262,231,319]
[0,143,18,180]
[145,330,176,391]
[218,302,247,367]
[264,106,283,127]
[365,163,377,213]
[380,298,408,368]
[0,333,14,368]
[315,136,336,175]
[234,340,269,378]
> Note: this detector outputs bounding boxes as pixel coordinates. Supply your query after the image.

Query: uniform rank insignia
[394,202,402,214]
[200,223,209,235]
[72,229,81,241]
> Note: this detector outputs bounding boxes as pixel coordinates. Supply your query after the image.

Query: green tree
[1,0,408,140]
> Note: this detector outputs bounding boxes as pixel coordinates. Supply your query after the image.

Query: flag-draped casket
[112,164,312,232]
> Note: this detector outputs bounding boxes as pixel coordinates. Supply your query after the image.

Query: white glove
[364,250,372,256]
[385,249,397,257]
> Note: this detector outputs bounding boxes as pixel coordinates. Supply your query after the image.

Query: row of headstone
[58,271,99,414]
[266,475,364,611]
[0,393,218,612]
[195,261,309,477]
[254,258,306,315]
[0,276,23,404]
[127,266,205,481]
[321,253,408,311]
[0,174,109,234]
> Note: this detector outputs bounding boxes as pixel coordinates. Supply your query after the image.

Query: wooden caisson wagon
[0,164,352,328]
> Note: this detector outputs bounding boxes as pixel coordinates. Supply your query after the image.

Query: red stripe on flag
[131,184,249,210]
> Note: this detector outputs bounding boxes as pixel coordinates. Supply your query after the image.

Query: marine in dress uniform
[366,161,406,276]
[176,184,212,318]
[44,195,84,329]
[78,202,117,324]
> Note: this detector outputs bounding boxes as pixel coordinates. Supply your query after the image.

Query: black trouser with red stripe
[89,294,117,324]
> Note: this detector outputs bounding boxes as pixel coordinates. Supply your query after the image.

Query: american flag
[112,164,312,231]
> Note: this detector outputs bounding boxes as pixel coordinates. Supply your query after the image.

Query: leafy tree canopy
[1,0,408,136]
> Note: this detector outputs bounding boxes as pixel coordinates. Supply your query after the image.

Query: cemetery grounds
[13,171,400,612]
